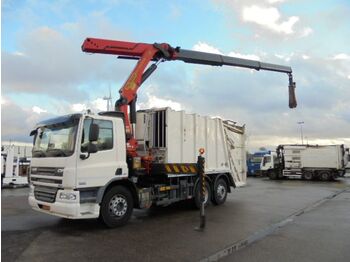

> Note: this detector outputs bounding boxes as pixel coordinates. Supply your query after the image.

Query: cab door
[76,116,127,188]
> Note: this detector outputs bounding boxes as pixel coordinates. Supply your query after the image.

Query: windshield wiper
[46,148,68,157]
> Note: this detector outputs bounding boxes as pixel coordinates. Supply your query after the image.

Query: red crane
[81,37,297,157]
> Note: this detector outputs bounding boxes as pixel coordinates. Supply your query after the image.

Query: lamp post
[297,121,304,145]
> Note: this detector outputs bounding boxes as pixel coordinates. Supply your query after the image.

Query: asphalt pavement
[2,175,350,262]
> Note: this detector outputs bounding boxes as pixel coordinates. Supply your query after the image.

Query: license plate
[41,205,50,211]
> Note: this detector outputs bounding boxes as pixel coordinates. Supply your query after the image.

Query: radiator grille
[30,166,63,186]
[34,186,58,203]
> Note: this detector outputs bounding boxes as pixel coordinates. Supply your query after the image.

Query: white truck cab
[28,112,128,219]
[260,152,277,174]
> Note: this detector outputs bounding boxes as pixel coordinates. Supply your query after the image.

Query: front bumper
[28,188,100,219]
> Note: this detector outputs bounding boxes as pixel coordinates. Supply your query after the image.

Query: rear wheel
[212,178,228,205]
[99,186,133,228]
[302,171,313,181]
[319,171,331,181]
[194,181,211,209]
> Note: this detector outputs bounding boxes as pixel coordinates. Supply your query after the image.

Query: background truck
[247,150,270,176]
[1,144,30,187]
[261,144,349,181]
[28,37,296,227]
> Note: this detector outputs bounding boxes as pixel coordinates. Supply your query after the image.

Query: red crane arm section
[82,38,175,156]
[82,38,156,57]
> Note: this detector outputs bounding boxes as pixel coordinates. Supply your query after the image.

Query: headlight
[59,192,77,201]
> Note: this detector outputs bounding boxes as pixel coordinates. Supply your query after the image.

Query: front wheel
[99,186,134,228]
[302,171,313,181]
[212,178,228,205]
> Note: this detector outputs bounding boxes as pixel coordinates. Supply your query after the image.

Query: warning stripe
[163,164,197,174]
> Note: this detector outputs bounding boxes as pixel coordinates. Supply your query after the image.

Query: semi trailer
[28,37,296,227]
[261,144,349,181]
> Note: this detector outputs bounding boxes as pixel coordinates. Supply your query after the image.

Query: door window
[81,118,113,152]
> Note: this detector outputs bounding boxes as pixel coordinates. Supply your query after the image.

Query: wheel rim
[216,183,226,200]
[109,194,128,217]
[305,173,312,180]
[321,173,329,180]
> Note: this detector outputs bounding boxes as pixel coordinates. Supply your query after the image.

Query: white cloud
[13,51,26,56]
[70,98,112,113]
[193,42,222,54]
[266,0,286,3]
[2,98,53,142]
[275,53,294,62]
[138,92,183,111]
[71,103,87,112]
[302,54,310,60]
[333,53,350,60]
[242,5,299,34]
[91,98,109,111]
[300,27,313,37]
[228,52,260,61]
[192,41,260,61]
[32,106,47,114]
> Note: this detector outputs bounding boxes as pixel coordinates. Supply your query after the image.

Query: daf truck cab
[29,112,129,222]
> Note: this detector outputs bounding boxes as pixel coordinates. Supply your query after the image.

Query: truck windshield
[251,156,263,164]
[262,156,271,165]
[32,121,78,158]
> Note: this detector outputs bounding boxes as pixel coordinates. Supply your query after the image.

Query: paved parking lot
[2,175,350,262]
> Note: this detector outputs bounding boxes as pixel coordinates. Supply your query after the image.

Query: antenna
[103,85,112,111]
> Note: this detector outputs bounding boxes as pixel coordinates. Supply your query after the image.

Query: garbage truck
[261,144,349,181]
[28,37,297,227]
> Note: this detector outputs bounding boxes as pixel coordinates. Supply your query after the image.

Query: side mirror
[89,123,99,142]
[80,142,98,160]
[30,129,37,136]
[87,143,98,154]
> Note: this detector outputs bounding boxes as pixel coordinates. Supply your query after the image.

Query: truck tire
[302,171,313,181]
[194,181,211,209]
[99,186,133,228]
[212,178,228,205]
[268,171,278,180]
[319,171,331,181]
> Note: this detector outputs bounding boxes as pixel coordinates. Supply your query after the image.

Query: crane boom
[175,49,292,73]
[82,37,297,157]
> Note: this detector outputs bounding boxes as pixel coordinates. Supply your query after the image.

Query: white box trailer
[261,144,348,180]
[135,108,247,187]
[300,146,346,169]
[29,109,246,227]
